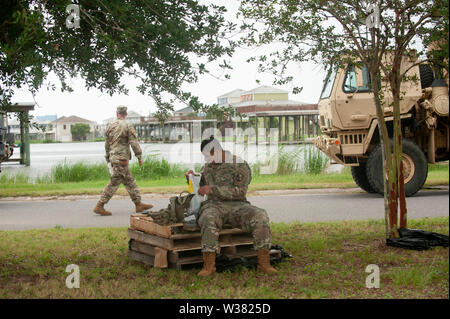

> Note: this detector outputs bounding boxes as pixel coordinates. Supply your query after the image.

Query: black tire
[419,64,434,89]
[351,163,377,193]
[366,139,428,197]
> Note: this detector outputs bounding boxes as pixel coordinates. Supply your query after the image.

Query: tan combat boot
[257,249,278,275]
[135,202,154,212]
[197,252,216,277]
[93,201,112,216]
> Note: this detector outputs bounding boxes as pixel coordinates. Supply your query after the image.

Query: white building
[217,89,245,106]
[52,115,96,142]
[7,114,57,141]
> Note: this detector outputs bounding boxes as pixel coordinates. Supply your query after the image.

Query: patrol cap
[201,135,222,153]
[116,105,128,114]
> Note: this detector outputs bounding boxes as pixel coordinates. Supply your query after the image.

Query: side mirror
[346,86,360,99]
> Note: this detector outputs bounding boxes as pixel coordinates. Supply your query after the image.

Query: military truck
[314,52,449,196]
[0,113,15,173]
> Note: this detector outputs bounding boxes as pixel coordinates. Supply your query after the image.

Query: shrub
[303,146,329,174]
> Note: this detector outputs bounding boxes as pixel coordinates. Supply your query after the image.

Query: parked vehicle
[314,52,449,196]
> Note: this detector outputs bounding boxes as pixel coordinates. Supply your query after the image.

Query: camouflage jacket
[200,151,252,202]
[105,118,142,164]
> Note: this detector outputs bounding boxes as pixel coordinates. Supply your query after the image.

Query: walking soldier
[93,105,153,216]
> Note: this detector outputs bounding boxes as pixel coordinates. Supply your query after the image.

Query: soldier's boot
[135,202,154,212]
[197,252,216,277]
[257,249,278,275]
[93,201,112,216]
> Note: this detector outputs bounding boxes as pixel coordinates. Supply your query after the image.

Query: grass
[27,139,62,144]
[251,144,329,175]
[0,163,447,198]
[46,152,187,183]
[0,217,447,298]
[303,146,329,175]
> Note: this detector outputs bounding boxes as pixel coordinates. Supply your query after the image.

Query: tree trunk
[369,65,397,238]
[391,53,408,231]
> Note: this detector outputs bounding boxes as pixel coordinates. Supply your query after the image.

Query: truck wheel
[351,164,377,193]
[366,139,428,197]
[419,64,434,89]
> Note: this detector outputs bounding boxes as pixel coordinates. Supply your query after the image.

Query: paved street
[0,188,448,230]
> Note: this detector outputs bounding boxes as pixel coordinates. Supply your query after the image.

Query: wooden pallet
[130,214,250,238]
[128,215,277,270]
[129,239,281,270]
[130,214,184,238]
[127,228,254,251]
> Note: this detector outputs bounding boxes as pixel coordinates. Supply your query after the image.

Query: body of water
[1,141,342,178]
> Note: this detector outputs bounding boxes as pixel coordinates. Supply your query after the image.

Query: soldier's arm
[128,124,142,161]
[209,164,250,200]
[199,166,206,186]
[104,126,110,163]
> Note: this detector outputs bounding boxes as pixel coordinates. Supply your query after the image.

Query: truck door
[334,63,376,130]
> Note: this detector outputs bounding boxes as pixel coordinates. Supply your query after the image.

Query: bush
[130,152,185,180]
[275,145,303,175]
[0,172,30,184]
[49,161,109,182]
[71,123,91,141]
[303,146,329,174]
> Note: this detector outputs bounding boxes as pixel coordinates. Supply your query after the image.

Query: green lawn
[0,217,447,298]
[0,164,448,198]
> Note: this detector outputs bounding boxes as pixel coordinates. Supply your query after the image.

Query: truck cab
[314,54,449,196]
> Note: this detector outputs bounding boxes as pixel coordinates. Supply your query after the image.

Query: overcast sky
[11,1,326,124]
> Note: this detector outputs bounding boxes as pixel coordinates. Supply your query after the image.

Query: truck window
[320,68,337,99]
[343,64,371,93]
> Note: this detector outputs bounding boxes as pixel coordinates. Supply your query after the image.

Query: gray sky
[11,1,326,124]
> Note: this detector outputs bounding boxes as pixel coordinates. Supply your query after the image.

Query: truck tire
[351,164,377,193]
[419,64,434,89]
[366,139,428,197]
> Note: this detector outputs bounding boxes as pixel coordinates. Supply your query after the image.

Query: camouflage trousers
[197,200,271,253]
[100,163,141,204]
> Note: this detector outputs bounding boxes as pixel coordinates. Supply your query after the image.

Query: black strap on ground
[386,228,449,251]
[215,244,292,273]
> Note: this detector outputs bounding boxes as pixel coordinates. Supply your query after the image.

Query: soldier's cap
[201,135,222,153]
[116,105,127,114]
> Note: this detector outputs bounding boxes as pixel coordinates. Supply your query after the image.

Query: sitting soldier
[185,136,278,277]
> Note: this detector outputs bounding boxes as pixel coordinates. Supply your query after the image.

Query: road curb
[1,185,447,202]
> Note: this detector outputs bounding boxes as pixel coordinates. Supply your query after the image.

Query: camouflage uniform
[99,111,142,205]
[197,151,271,253]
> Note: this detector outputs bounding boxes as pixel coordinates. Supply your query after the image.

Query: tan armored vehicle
[314,52,449,196]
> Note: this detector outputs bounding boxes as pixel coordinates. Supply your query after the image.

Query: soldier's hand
[185,169,194,177]
[139,159,143,166]
[198,185,211,195]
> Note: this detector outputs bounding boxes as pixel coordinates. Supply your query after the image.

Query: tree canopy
[239,0,448,87]
[0,0,236,114]
[70,122,91,141]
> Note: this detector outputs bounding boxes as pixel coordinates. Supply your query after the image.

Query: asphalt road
[0,187,448,231]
